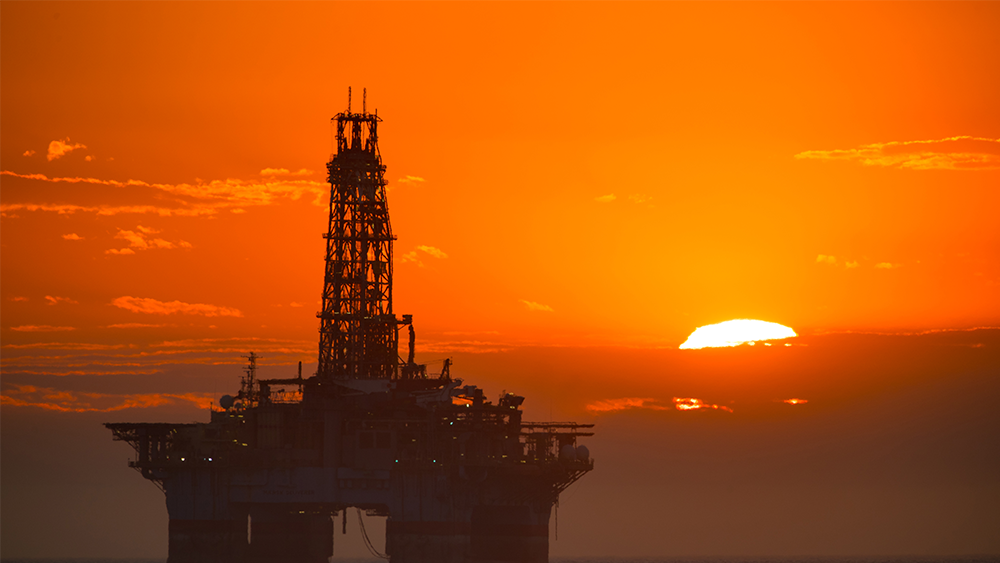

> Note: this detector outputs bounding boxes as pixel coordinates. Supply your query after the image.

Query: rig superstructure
[106,92,594,563]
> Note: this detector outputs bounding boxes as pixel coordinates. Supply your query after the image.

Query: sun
[679,319,797,349]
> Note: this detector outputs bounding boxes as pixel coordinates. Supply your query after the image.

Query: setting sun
[679,320,797,349]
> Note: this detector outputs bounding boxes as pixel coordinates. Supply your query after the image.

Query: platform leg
[248,508,333,563]
[386,519,470,563]
[470,505,549,562]
[167,518,247,563]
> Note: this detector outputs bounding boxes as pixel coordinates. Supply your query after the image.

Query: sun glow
[680,319,797,349]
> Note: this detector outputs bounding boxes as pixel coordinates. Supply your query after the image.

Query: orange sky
[2,2,999,558]
[4,2,999,356]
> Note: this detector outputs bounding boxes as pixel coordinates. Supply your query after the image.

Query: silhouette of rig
[106,90,594,563]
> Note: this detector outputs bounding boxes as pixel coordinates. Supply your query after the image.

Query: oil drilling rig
[106,91,594,563]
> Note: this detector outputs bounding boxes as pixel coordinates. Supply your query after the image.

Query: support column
[469,505,549,563]
[167,518,247,563]
[248,508,333,563]
[165,469,247,563]
[386,520,470,563]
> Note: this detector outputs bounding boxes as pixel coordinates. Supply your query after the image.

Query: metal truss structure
[318,91,402,380]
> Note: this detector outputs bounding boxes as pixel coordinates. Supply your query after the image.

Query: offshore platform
[106,92,594,563]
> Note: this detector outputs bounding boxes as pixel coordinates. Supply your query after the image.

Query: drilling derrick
[318,101,398,380]
[105,92,594,563]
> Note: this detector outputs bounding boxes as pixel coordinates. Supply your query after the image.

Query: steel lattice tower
[317,93,399,380]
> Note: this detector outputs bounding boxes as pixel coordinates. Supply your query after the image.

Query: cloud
[260,167,313,177]
[815,326,1000,337]
[0,384,214,412]
[10,297,29,302]
[289,302,304,308]
[45,295,78,305]
[400,250,423,267]
[875,262,900,269]
[818,254,865,269]
[150,336,309,348]
[112,296,243,317]
[520,299,554,312]
[586,397,668,413]
[397,175,425,185]
[105,323,165,329]
[47,138,87,161]
[416,245,448,259]
[62,233,83,240]
[795,136,1000,170]
[673,397,734,413]
[627,194,652,204]
[416,340,515,354]
[105,226,192,254]
[2,342,126,350]
[402,245,448,266]
[783,398,808,405]
[0,170,328,216]
[594,194,616,203]
[23,150,36,157]
[10,325,76,332]
[1,201,216,217]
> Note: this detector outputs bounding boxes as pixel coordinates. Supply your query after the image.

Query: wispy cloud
[0,170,328,216]
[0,384,213,412]
[47,138,87,161]
[875,262,901,269]
[401,245,449,266]
[627,194,653,204]
[397,175,425,185]
[817,254,865,269]
[813,326,1000,337]
[111,296,243,317]
[520,299,554,312]
[105,323,165,329]
[45,295,78,306]
[417,339,515,354]
[795,136,1000,170]
[400,250,423,267]
[816,254,837,265]
[673,397,733,413]
[416,245,448,259]
[150,336,310,349]
[260,167,314,177]
[10,297,29,302]
[23,150,36,157]
[783,398,808,405]
[62,233,83,240]
[586,396,734,414]
[594,194,616,203]
[2,342,126,350]
[586,397,668,413]
[105,226,192,255]
[10,325,76,332]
